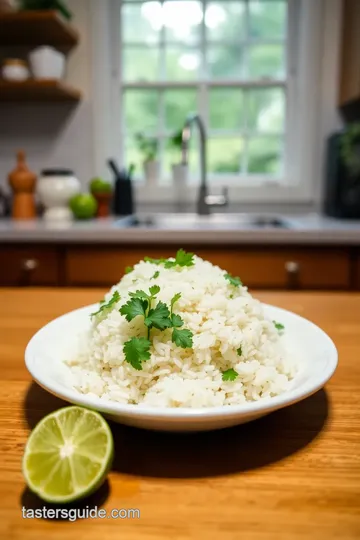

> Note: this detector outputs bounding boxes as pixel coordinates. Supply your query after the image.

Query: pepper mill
[8,150,37,219]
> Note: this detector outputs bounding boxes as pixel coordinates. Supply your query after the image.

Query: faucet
[181,114,229,216]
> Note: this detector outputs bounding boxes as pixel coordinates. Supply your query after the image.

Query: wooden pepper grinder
[8,150,37,219]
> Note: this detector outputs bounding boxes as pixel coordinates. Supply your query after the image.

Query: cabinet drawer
[65,246,350,289]
[0,246,59,286]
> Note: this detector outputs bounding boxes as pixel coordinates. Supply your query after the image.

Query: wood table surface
[0,288,359,540]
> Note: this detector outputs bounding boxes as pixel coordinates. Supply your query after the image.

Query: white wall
[0,0,95,191]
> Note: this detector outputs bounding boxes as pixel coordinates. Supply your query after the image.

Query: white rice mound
[67,255,297,408]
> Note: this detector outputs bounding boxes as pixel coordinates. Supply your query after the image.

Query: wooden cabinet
[0,246,60,286]
[0,244,355,289]
[65,245,351,290]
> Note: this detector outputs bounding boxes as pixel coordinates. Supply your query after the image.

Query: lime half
[23,406,114,503]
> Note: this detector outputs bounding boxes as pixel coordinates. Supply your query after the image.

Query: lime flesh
[23,406,114,503]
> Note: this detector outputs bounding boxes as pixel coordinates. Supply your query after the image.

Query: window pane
[249,0,287,39]
[247,44,285,79]
[122,2,162,44]
[124,90,159,133]
[164,89,197,130]
[207,45,244,79]
[123,47,160,82]
[209,88,244,130]
[124,136,145,174]
[205,2,246,41]
[166,47,201,81]
[247,88,285,132]
[163,1,202,44]
[208,136,244,173]
[247,136,282,174]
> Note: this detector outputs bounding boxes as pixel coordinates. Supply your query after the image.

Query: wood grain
[0,288,359,539]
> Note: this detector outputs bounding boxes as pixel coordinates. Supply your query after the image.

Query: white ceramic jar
[29,46,65,80]
[38,169,80,221]
[2,59,29,81]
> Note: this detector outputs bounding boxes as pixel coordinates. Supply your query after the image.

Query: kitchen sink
[115,213,292,230]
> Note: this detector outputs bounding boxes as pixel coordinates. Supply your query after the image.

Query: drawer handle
[21,258,39,272]
[285,261,300,274]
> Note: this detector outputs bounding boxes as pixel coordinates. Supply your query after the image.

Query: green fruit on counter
[90,177,112,194]
[69,193,97,219]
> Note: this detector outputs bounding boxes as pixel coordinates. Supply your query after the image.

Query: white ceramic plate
[25,303,337,432]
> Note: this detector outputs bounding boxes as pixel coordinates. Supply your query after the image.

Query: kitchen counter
[1,214,360,244]
[1,288,360,539]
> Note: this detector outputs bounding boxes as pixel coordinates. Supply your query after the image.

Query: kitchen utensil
[25,303,337,432]
[8,150,37,220]
[108,158,134,216]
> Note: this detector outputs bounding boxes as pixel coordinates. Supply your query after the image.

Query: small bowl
[25,303,337,432]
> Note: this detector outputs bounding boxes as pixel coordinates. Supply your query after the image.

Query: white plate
[25,303,337,432]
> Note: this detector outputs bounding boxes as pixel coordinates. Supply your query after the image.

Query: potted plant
[90,177,113,218]
[135,133,159,185]
[19,0,72,20]
[168,128,188,208]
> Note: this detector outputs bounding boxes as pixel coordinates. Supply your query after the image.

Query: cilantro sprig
[91,291,120,318]
[224,273,242,287]
[125,266,133,274]
[273,321,285,332]
[222,368,238,382]
[123,337,151,370]
[152,270,160,279]
[237,346,242,356]
[144,249,195,269]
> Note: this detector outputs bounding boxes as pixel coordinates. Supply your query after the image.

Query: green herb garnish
[170,313,184,328]
[165,249,194,269]
[273,321,285,332]
[123,337,151,371]
[170,292,181,313]
[120,297,148,322]
[152,270,160,279]
[91,291,120,318]
[125,266,133,274]
[222,368,238,382]
[172,328,193,348]
[224,273,242,287]
[144,256,167,265]
[237,346,242,356]
[144,301,172,331]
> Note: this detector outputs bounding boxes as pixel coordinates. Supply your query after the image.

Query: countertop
[1,214,360,244]
[1,288,359,539]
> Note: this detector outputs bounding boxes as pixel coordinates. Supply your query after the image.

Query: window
[120,0,287,181]
[94,1,341,202]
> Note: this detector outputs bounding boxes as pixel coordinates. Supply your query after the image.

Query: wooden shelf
[0,80,81,102]
[0,10,79,50]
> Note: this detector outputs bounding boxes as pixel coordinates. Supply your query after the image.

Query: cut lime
[22,406,114,503]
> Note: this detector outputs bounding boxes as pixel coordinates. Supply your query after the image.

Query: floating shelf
[0,10,79,50]
[0,80,82,102]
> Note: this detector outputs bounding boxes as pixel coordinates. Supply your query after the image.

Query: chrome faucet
[181,114,229,216]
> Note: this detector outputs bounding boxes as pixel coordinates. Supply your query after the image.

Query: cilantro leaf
[152,271,160,279]
[170,292,181,314]
[224,273,242,287]
[273,320,285,332]
[237,346,242,356]
[144,301,172,330]
[120,297,148,322]
[123,337,151,370]
[144,256,167,265]
[91,291,120,318]
[149,284,160,297]
[165,249,195,269]
[171,313,184,328]
[222,368,238,382]
[125,266,133,274]
[129,290,150,301]
[172,328,193,348]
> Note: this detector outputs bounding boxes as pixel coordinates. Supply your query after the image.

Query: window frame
[91,0,342,205]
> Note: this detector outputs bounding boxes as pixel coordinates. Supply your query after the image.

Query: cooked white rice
[67,255,297,408]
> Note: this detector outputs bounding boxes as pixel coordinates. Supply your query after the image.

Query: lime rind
[22,406,114,503]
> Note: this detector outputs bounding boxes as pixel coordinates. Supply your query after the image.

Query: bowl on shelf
[2,59,29,81]
[29,46,65,80]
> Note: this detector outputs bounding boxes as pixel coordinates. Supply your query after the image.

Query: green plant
[340,123,360,177]
[135,133,158,162]
[168,129,183,151]
[20,0,72,20]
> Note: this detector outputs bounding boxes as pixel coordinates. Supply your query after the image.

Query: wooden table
[1,288,360,540]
